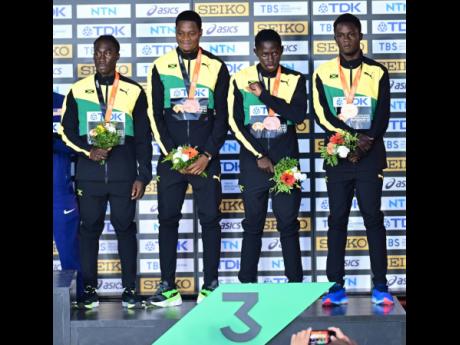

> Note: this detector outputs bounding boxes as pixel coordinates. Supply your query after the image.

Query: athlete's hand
[246,82,263,97]
[185,155,209,176]
[131,180,145,200]
[256,156,274,174]
[89,147,110,162]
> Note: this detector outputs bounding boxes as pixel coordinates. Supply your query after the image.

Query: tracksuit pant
[53,195,84,297]
[157,158,222,287]
[325,169,388,287]
[237,163,303,283]
[76,181,138,289]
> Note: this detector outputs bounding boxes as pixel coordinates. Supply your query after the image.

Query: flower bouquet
[320,130,359,167]
[162,145,207,177]
[89,122,120,165]
[270,157,306,194]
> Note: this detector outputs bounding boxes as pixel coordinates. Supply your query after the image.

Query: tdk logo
[79,25,129,38]
[388,118,406,132]
[334,96,370,107]
[53,5,71,19]
[140,43,176,57]
[226,62,248,75]
[315,2,367,15]
[374,20,406,34]
[220,160,240,174]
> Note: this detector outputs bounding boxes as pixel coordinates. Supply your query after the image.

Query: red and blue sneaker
[371,285,394,305]
[322,283,348,306]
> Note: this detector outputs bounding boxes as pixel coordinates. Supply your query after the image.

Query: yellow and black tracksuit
[312,53,390,287]
[147,48,229,287]
[59,73,152,289]
[228,64,308,282]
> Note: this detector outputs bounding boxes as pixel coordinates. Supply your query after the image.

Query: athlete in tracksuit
[146,11,229,307]
[59,35,152,309]
[312,14,394,305]
[228,29,308,283]
[53,91,83,299]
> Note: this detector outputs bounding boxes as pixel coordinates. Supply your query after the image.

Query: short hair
[93,35,120,53]
[255,29,282,48]
[333,13,362,33]
[175,10,202,30]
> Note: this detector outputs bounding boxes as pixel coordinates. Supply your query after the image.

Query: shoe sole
[83,301,99,309]
[122,301,145,309]
[196,294,206,304]
[322,298,348,306]
[148,296,182,308]
[372,297,394,305]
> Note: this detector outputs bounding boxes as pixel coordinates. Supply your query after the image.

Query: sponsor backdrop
[53,0,406,296]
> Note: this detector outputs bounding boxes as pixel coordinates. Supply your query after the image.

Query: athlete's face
[254,41,284,73]
[93,40,120,77]
[334,22,363,59]
[176,21,202,54]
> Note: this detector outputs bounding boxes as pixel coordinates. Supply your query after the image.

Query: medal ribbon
[337,57,362,104]
[178,48,202,100]
[258,65,281,117]
[95,71,120,123]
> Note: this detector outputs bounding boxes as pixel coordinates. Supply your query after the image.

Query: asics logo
[63,208,75,215]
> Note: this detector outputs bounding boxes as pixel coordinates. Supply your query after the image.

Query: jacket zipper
[104,83,109,184]
[267,76,271,151]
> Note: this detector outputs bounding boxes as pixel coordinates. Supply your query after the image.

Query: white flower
[173,158,180,164]
[294,172,307,181]
[181,154,189,162]
[173,152,183,161]
[89,129,97,137]
[105,123,116,133]
[291,167,298,173]
[337,145,350,158]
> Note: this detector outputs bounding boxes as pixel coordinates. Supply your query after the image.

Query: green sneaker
[146,281,182,308]
[197,279,219,304]
[80,285,99,309]
[121,287,145,309]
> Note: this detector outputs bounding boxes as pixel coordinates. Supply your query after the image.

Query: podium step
[54,270,77,345]
[69,297,405,345]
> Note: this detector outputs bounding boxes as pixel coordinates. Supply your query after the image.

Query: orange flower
[183,147,198,158]
[280,172,296,186]
[326,142,336,155]
[330,132,344,145]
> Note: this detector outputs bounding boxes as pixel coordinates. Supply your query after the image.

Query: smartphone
[308,330,336,345]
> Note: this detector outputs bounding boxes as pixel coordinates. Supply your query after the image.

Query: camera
[308,330,336,344]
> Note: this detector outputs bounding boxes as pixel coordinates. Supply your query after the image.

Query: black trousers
[76,181,137,289]
[326,169,388,287]
[157,159,222,287]
[237,166,303,283]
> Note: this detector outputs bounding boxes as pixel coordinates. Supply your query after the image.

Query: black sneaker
[197,279,219,304]
[146,281,182,308]
[81,285,99,309]
[121,287,145,309]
